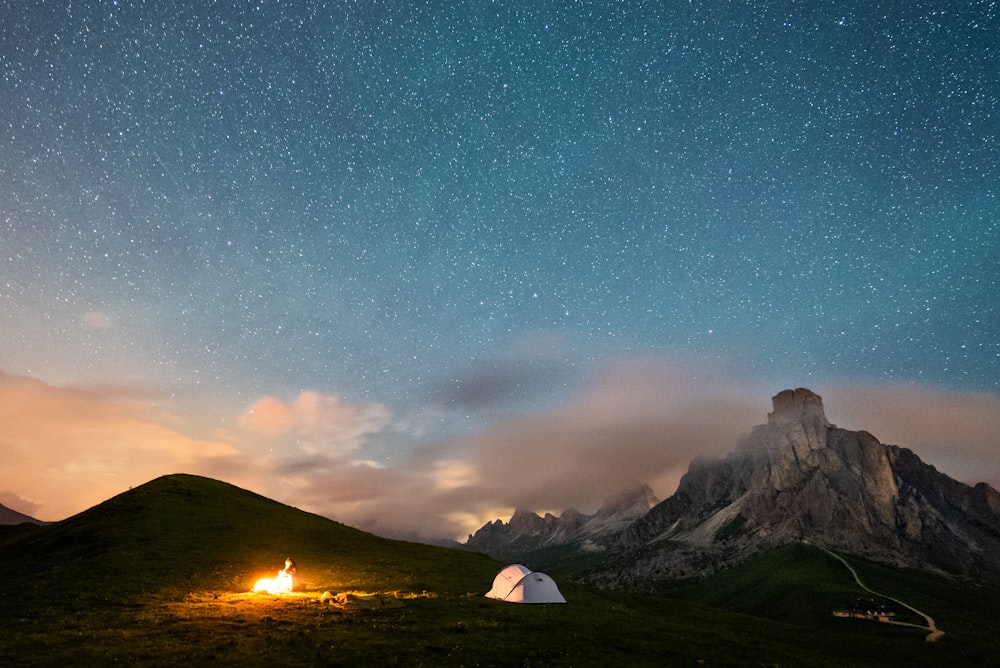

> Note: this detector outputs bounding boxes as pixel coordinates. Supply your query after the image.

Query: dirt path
[807,541,945,642]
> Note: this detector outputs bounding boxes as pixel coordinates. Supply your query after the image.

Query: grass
[662,542,874,626]
[1,474,997,666]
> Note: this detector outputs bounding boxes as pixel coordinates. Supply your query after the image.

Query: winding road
[806,541,945,642]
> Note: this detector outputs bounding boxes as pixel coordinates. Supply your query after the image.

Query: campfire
[252,557,296,595]
[252,571,293,594]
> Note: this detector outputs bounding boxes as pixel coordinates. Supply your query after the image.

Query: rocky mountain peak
[593,484,659,519]
[508,508,546,533]
[767,387,829,429]
[739,388,833,468]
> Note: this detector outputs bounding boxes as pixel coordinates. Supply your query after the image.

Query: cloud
[0,491,39,518]
[4,364,998,544]
[238,397,294,435]
[422,359,763,515]
[82,310,114,332]
[238,391,391,458]
[243,359,766,541]
[0,371,238,521]
[432,332,573,410]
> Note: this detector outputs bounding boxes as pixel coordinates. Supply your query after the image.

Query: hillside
[1,473,997,666]
[0,473,498,598]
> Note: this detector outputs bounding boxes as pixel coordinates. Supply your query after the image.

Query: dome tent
[485,564,566,603]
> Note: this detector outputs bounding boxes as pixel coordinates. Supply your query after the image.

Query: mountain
[605,388,1000,584]
[468,388,1000,587]
[465,484,659,558]
[0,502,42,526]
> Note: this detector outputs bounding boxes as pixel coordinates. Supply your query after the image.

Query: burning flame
[253,570,293,595]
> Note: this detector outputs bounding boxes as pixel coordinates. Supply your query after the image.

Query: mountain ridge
[465,484,659,558]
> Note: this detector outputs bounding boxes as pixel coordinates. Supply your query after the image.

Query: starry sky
[2,1,998,540]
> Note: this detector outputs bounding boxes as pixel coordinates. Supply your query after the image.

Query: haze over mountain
[0,502,42,526]
[467,484,659,558]
[467,388,1000,585]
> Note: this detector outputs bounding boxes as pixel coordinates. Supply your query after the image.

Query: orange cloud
[0,371,238,521]
[238,397,294,435]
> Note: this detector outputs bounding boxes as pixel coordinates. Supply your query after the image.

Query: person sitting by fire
[282,557,296,582]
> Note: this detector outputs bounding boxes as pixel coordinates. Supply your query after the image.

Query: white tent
[485,564,566,603]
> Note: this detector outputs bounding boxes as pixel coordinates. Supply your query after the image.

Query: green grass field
[1,474,997,666]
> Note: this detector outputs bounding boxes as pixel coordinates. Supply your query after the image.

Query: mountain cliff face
[465,485,659,558]
[467,388,1000,585]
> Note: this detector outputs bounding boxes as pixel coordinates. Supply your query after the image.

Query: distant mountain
[0,502,42,526]
[465,485,659,559]
[468,388,1000,586]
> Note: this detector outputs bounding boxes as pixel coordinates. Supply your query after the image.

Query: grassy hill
[1,474,996,666]
[0,474,497,598]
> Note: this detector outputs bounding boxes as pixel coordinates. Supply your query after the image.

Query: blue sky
[2,1,997,539]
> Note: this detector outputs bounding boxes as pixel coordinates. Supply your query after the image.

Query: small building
[833,598,896,623]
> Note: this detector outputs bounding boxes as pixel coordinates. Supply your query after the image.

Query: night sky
[2,1,998,540]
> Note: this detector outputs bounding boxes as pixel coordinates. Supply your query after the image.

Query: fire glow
[252,557,297,595]
[252,571,293,595]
